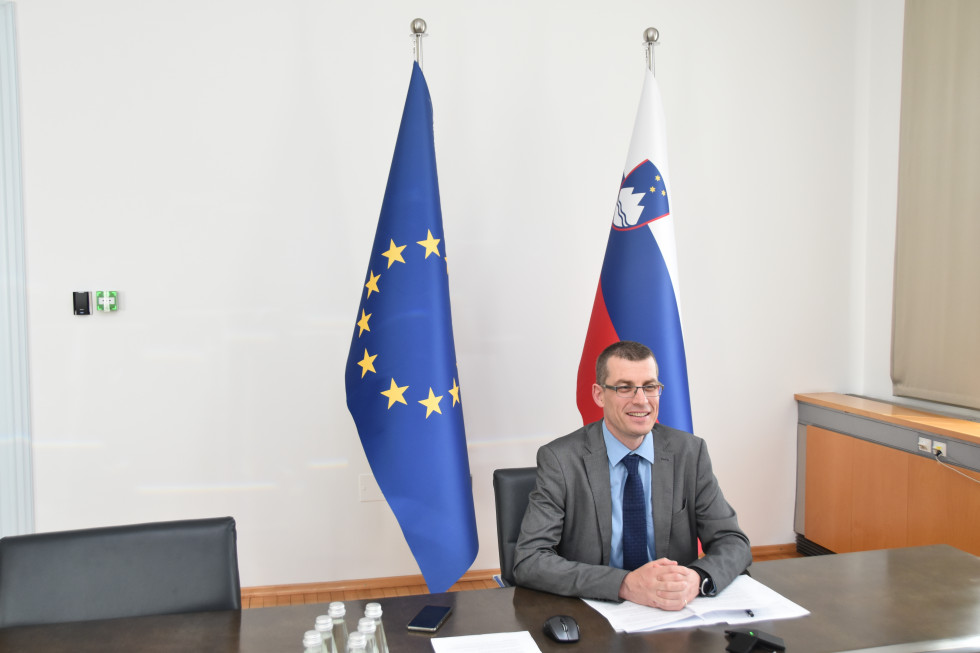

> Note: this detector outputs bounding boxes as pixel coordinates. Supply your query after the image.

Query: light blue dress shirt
[602,420,655,570]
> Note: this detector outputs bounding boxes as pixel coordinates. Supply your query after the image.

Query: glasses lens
[610,385,663,397]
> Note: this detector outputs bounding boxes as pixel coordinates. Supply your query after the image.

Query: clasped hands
[618,557,700,610]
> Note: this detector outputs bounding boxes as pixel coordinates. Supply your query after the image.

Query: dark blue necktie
[622,453,649,571]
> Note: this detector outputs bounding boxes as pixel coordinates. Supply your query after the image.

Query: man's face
[591,355,660,448]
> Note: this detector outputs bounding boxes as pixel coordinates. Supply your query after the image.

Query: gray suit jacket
[512,421,751,601]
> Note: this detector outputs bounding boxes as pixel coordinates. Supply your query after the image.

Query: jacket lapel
[651,425,674,559]
[583,422,613,565]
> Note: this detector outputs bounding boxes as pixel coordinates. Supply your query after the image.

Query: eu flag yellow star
[356,309,372,337]
[418,388,443,418]
[449,379,461,406]
[364,271,381,298]
[417,230,442,259]
[381,378,409,408]
[381,239,407,268]
[357,349,377,378]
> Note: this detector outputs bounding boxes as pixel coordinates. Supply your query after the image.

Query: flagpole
[411,18,427,70]
[644,27,659,75]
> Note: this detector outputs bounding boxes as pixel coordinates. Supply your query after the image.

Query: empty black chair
[0,516,241,628]
[492,467,538,587]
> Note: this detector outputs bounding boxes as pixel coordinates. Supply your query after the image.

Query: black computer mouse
[543,614,580,643]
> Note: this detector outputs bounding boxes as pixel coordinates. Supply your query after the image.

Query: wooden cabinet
[804,426,857,553]
[907,451,980,554]
[803,424,980,556]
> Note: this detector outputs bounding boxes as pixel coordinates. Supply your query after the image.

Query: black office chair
[492,467,538,587]
[0,516,242,628]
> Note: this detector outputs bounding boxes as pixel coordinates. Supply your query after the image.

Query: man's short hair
[595,341,657,385]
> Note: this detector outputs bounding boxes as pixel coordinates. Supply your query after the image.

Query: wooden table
[2,545,978,652]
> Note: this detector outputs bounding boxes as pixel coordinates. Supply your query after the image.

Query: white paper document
[584,574,809,633]
[430,630,542,653]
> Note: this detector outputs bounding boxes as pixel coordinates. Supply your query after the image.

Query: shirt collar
[601,420,654,465]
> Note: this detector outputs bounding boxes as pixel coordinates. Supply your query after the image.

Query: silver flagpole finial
[411,18,428,69]
[643,27,659,75]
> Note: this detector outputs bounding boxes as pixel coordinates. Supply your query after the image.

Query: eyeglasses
[601,383,665,398]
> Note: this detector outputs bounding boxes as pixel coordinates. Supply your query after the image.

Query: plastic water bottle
[315,614,338,653]
[346,631,367,653]
[357,617,379,653]
[303,630,323,653]
[328,602,348,652]
[364,603,388,653]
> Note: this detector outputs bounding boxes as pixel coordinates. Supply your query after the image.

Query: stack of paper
[431,631,542,653]
[584,574,809,633]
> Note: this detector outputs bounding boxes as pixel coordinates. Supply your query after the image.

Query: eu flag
[577,69,694,433]
[345,62,478,594]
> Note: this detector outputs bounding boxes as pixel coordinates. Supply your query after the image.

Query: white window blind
[0,1,34,537]
[892,0,980,411]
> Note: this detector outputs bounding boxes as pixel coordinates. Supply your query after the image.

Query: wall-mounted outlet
[917,436,932,453]
[932,441,947,457]
[73,291,91,315]
[96,290,118,312]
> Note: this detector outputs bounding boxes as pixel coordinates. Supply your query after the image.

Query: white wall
[13,0,906,587]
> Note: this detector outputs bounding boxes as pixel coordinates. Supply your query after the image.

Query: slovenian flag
[345,62,478,593]
[576,69,693,433]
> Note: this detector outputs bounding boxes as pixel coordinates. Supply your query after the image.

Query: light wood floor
[241,543,800,609]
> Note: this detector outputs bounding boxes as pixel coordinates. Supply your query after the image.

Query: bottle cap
[347,631,367,650]
[328,601,346,618]
[303,630,323,648]
[364,602,382,619]
[315,615,333,636]
[358,617,376,633]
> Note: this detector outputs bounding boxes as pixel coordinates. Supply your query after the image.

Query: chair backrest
[0,516,241,628]
[492,467,538,587]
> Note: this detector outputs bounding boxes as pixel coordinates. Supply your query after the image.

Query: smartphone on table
[406,605,453,633]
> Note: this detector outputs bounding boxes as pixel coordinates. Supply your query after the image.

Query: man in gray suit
[513,341,751,609]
